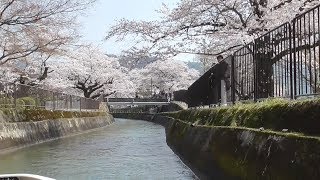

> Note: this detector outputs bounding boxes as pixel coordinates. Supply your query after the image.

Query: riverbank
[0,109,114,151]
[113,111,320,180]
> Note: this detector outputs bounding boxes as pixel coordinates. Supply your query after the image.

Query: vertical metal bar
[271,31,275,97]
[251,44,254,98]
[266,34,270,98]
[280,27,284,97]
[308,12,313,94]
[279,27,283,97]
[258,38,261,99]
[246,46,249,99]
[273,27,283,96]
[250,42,258,99]
[253,42,257,100]
[284,24,288,96]
[253,42,257,101]
[264,35,267,98]
[235,55,238,101]
[239,48,242,98]
[248,46,251,97]
[249,46,252,97]
[318,6,320,92]
[275,30,279,97]
[231,55,236,104]
[296,19,300,96]
[284,24,287,96]
[304,15,308,94]
[290,22,295,99]
[297,18,300,95]
[299,18,303,95]
[276,29,278,97]
[256,41,259,100]
[313,9,317,93]
[237,52,239,100]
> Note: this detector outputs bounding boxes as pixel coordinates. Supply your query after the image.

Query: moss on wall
[165,117,320,180]
[0,114,114,151]
[114,113,320,179]
[0,108,107,122]
[164,98,320,136]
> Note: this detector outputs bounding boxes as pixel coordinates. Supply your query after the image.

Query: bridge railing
[0,80,101,111]
[107,98,168,102]
[186,4,320,107]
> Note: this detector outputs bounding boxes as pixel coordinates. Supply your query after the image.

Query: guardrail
[107,98,168,102]
[0,81,100,111]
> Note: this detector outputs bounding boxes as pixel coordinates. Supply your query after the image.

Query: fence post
[52,92,55,110]
[70,95,72,111]
[291,20,297,99]
[253,42,257,102]
[36,92,39,108]
[79,98,82,112]
[230,55,236,104]
[13,83,17,108]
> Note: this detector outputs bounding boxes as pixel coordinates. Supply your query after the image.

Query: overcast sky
[79,0,194,62]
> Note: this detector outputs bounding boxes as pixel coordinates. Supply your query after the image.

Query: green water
[0,119,197,180]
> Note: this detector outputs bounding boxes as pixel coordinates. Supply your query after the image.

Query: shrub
[16,99,26,110]
[17,97,36,109]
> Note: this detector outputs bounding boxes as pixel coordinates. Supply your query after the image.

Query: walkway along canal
[0,118,198,179]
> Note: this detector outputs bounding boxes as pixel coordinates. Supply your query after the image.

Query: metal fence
[233,43,255,101]
[186,4,320,107]
[254,22,293,99]
[0,81,100,111]
[292,6,320,97]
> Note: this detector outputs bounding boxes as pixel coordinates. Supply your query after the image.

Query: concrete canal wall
[0,109,114,151]
[113,111,320,180]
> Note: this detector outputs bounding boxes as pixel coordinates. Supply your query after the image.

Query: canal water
[0,119,197,180]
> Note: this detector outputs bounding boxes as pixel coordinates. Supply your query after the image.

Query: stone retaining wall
[0,114,114,151]
[113,113,320,180]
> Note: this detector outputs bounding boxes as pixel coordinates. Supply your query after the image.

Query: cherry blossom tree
[0,63,18,82]
[106,0,320,58]
[130,59,199,97]
[45,45,136,99]
[0,0,96,66]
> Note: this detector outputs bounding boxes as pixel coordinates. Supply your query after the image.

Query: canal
[0,119,197,179]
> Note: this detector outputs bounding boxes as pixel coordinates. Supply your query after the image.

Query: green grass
[164,98,320,136]
[168,115,318,140]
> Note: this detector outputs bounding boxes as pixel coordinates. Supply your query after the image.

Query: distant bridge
[106,98,170,106]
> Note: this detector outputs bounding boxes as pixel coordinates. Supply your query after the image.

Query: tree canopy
[106,0,320,58]
[0,0,95,65]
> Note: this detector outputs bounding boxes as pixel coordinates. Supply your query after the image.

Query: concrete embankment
[0,110,114,151]
[113,112,320,180]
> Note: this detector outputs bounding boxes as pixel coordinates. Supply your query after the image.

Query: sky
[79,0,194,62]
